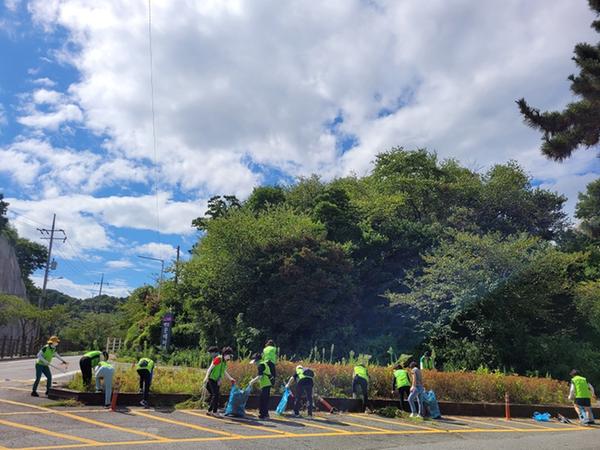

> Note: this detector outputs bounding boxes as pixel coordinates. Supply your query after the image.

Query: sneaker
[409,413,416,418]
[258,415,269,420]
[417,415,424,419]
[31,392,39,397]
[140,400,148,408]
[293,413,302,418]
[306,414,314,419]
[104,404,111,409]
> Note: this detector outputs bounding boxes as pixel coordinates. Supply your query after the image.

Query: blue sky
[1,0,599,298]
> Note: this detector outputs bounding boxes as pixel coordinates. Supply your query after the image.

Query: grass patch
[174,397,206,410]
[43,399,84,408]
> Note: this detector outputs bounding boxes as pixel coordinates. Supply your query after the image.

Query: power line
[147,0,161,244]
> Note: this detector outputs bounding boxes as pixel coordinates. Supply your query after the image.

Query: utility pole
[94,273,110,296]
[137,254,165,303]
[174,245,180,285]
[38,214,66,309]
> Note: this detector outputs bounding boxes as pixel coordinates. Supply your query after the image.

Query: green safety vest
[209,357,227,381]
[354,365,369,382]
[259,361,272,389]
[420,356,433,370]
[296,367,314,380]
[263,346,277,364]
[136,358,155,372]
[84,351,102,367]
[98,361,113,369]
[572,375,592,399]
[393,369,411,388]
[37,345,56,366]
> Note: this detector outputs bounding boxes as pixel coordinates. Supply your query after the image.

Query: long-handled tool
[315,394,338,414]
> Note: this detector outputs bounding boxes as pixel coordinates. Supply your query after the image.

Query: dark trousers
[294,379,314,416]
[259,386,271,418]
[32,364,52,394]
[266,361,276,382]
[397,386,411,412]
[79,357,93,386]
[352,375,368,412]
[137,369,153,402]
[206,379,220,413]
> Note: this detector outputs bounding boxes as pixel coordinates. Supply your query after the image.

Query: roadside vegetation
[66,359,570,405]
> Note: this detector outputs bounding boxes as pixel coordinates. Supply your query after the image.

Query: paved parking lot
[0,391,598,450]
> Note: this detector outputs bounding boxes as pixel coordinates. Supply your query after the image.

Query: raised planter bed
[48,387,599,419]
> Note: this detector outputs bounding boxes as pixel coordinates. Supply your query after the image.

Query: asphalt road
[1,356,599,449]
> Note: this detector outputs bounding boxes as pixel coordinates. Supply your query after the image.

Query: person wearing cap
[202,346,236,416]
[95,358,115,408]
[31,336,68,397]
[136,357,155,408]
[248,353,272,419]
[568,369,596,424]
[80,350,109,387]
[286,365,315,418]
[262,339,277,383]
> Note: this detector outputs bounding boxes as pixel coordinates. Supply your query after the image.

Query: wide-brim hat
[47,336,60,344]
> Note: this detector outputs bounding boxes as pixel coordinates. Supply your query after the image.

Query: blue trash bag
[224,385,252,417]
[533,411,551,422]
[422,390,442,419]
[276,387,292,415]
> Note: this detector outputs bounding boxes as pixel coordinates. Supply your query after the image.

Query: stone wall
[0,235,29,339]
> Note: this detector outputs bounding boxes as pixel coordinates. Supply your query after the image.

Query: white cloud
[32,77,57,87]
[23,0,599,206]
[105,259,134,269]
[4,0,20,12]
[134,242,178,262]
[31,275,130,299]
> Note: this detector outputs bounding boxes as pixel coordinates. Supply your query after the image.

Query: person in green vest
[352,362,369,412]
[392,363,411,412]
[31,336,68,397]
[136,357,155,408]
[94,359,115,408]
[419,351,434,370]
[286,365,315,418]
[202,346,235,417]
[249,352,272,419]
[568,369,596,424]
[79,350,109,387]
[262,339,277,383]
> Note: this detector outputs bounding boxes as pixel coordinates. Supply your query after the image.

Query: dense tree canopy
[119,147,600,379]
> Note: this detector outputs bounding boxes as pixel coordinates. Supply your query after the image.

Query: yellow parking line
[504,418,553,429]
[0,410,111,417]
[133,410,242,437]
[274,414,351,434]
[182,409,293,435]
[9,424,593,450]
[348,413,440,431]
[455,416,521,430]
[312,415,391,432]
[0,399,167,441]
[0,417,99,444]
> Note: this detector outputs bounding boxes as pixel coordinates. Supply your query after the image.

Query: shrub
[66,360,570,405]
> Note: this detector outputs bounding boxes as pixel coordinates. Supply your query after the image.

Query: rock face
[0,235,29,340]
[0,235,27,298]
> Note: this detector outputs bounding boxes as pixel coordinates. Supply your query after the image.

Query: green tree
[517,0,600,160]
[0,193,8,231]
[245,186,285,213]
[192,195,241,231]
[576,178,600,238]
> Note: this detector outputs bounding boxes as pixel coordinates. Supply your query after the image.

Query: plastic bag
[276,387,292,415]
[422,390,442,419]
[533,411,551,422]
[224,385,252,417]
